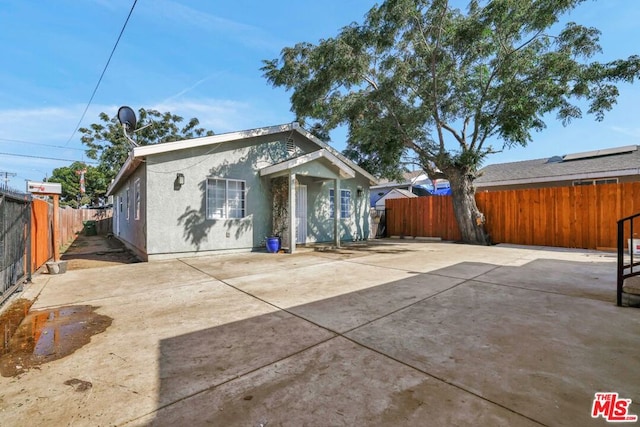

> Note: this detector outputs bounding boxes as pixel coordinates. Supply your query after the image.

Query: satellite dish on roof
[117,106,137,132]
[117,106,139,148]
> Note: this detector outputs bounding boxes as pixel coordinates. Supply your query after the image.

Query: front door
[296,185,307,244]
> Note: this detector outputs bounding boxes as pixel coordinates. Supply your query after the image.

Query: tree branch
[363,75,379,91]
[440,121,466,148]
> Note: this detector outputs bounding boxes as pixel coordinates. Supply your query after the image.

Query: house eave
[292,126,378,185]
[133,123,300,158]
[475,168,640,188]
[107,122,378,194]
[106,152,142,197]
[259,149,356,179]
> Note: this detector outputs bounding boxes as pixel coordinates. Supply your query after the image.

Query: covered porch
[260,149,358,254]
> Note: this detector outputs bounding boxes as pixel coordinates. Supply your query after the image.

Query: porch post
[334,178,341,248]
[289,172,296,254]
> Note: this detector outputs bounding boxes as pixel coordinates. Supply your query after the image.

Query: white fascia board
[108,123,299,195]
[293,127,378,184]
[319,149,356,178]
[388,188,417,198]
[476,168,640,188]
[133,123,297,158]
[107,152,140,197]
[259,149,356,178]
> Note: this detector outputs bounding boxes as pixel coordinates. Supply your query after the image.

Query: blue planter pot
[266,236,281,253]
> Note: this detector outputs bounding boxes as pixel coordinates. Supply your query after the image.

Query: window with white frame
[126,187,130,221]
[206,178,246,219]
[329,188,351,219]
[573,178,618,186]
[134,178,141,220]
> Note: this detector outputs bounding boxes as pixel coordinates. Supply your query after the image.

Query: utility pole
[0,171,17,187]
[75,168,87,194]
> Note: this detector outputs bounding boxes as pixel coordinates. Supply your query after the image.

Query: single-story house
[370,171,450,207]
[374,188,417,211]
[475,144,640,191]
[106,122,377,261]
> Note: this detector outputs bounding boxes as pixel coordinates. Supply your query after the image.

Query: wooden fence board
[30,202,113,271]
[31,199,52,271]
[385,182,640,250]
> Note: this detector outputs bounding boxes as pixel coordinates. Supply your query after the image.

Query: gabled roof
[259,149,355,179]
[476,145,640,188]
[371,171,430,189]
[386,188,418,198]
[374,188,417,208]
[107,122,377,195]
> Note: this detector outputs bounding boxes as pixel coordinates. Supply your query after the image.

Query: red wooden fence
[386,196,461,241]
[386,182,640,250]
[30,200,113,271]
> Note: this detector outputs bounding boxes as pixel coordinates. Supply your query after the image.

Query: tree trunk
[447,169,491,245]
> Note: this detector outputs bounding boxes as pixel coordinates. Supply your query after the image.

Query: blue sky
[1,0,639,190]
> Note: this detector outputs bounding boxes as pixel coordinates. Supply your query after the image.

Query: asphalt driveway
[1,240,638,426]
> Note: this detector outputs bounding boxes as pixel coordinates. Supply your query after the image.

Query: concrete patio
[1,239,638,426]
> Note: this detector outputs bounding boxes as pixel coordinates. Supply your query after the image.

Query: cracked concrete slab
[345,278,640,427]
[1,239,637,427]
[134,337,541,427]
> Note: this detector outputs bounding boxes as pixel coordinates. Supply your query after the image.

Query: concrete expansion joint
[337,330,547,426]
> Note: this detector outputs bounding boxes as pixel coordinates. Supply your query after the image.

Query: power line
[64,0,139,146]
[0,171,17,186]
[0,152,98,164]
[0,137,86,151]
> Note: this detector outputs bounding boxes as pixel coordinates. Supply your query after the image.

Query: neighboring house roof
[371,171,430,190]
[374,170,424,186]
[107,122,377,196]
[374,188,417,209]
[476,145,640,188]
[386,188,417,198]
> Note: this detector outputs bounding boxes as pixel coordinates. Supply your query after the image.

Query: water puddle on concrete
[0,305,112,377]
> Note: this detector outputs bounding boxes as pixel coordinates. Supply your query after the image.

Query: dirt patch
[60,234,140,270]
[64,378,93,392]
[0,305,112,377]
[62,250,140,270]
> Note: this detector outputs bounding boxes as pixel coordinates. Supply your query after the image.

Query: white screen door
[295,185,307,244]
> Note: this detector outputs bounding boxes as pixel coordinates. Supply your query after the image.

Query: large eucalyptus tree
[263,0,640,244]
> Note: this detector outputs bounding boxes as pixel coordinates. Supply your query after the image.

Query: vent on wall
[285,137,295,154]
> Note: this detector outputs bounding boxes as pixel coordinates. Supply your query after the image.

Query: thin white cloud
[144,0,285,51]
[0,105,117,144]
[0,97,288,146]
[150,98,266,133]
[160,73,222,105]
[611,126,640,139]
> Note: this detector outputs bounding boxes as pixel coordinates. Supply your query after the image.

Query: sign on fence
[26,181,61,195]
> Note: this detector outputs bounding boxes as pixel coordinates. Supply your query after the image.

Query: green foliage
[79,108,215,183]
[262,0,640,179]
[271,176,289,237]
[262,0,640,243]
[48,161,108,207]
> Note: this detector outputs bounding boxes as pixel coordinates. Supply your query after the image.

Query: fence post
[52,194,61,262]
[26,197,32,283]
